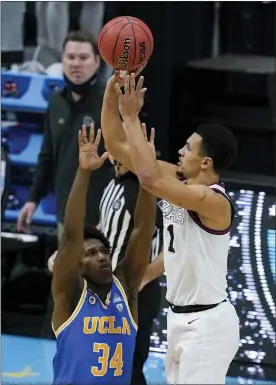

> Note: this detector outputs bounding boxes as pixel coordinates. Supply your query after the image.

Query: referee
[98,156,163,385]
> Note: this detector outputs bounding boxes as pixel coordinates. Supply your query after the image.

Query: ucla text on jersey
[53,276,137,385]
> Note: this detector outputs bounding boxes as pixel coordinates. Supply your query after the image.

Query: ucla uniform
[53,276,137,385]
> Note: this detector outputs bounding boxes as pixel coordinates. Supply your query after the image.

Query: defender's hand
[78,124,109,171]
[115,73,147,119]
[142,123,156,158]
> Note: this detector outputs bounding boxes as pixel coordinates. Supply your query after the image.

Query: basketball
[98,16,154,71]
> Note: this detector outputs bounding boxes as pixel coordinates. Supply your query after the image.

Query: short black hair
[62,31,99,56]
[83,225,110,252]
[196,123,238,173]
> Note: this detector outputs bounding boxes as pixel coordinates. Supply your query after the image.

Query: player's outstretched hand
[142,123,156,158]
[78,124,109,171]
[115,73,147,119]
[107,62,147,89]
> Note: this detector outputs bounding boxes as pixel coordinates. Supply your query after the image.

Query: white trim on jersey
[209,183,226,194]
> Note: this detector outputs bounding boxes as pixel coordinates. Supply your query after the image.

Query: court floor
[1,334,275,384]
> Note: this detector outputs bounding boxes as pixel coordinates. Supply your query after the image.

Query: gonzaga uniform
[53,276,137,385]
[162,182,240,384]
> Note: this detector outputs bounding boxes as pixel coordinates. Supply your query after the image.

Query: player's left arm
[114,125,157,313]
[52,126,109,331]
[139,250,164,291]
[116,74,230,221]
[115,184,156,299]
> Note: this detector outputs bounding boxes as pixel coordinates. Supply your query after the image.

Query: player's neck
[88,282,111,303]
[187,171,220,186]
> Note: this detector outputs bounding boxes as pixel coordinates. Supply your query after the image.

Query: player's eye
[85,249,95,257]
[100,248,108,255]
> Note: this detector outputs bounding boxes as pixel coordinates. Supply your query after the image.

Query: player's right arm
[139,250,164,291]
[52,125,108,332]
[101,73,178,178]
[17,111,54,232]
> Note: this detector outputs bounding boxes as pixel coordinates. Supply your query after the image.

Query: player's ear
[202,157,212,170]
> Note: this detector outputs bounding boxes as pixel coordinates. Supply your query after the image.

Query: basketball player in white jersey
[101,72,240,384]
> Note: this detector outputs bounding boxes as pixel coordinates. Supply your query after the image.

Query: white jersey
[162,182,233,306]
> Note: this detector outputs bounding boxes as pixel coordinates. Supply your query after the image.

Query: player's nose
[178,147,184,156]
[97,252,107,262]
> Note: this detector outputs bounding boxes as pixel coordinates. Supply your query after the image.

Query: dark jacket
[28,79,111,226]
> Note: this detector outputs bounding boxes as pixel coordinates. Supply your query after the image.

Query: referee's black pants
[131,278,161,385]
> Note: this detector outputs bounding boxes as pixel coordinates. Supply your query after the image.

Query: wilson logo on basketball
[118,37,131,69]
[138,42,146,65]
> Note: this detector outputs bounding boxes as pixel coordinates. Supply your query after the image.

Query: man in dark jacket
[17,31,110,235]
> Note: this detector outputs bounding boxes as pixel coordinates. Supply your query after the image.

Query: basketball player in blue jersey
[101,73,240,384]
[51,123,157,385]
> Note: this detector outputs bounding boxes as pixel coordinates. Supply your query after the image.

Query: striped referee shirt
[99,170,163,271]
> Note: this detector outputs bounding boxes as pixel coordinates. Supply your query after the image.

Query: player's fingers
[124,75,130,97]
[114,70,120,81]
[115,83,123,98]
[82,125,88,143]
[136,76,144,93]
[141,123,147,140]
[104,143,109,152]
[94,128,102,147]
[78,130,83,147]
[130,73,136,94]
[100,151,109,161]
[134,62,147,77]
[88,123,95,143]
[150,127,155,144]
[140,88,147,99]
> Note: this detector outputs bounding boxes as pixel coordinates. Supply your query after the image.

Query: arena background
[1,1,276,384]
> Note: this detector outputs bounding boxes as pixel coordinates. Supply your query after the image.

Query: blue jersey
[53,276,137,385]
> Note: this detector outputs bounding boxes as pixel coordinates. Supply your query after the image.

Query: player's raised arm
[101,71,141,170]
[52,125,108,331]
[101,72,179,178]
[114,125,156,306]
[115,73,233,221]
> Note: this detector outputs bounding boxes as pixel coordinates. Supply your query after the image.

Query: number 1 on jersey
[167,224,175,253]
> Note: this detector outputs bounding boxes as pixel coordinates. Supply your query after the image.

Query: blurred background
[1,1,276,384]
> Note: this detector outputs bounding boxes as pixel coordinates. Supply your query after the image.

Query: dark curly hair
[83,225,110,253]
[196,123,238,173]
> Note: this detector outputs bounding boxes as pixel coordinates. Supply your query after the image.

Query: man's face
[80,238,112,285]
[62,41,100,84]
[177,132,211,178]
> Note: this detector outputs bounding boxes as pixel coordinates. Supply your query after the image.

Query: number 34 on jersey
[92,342,123,377]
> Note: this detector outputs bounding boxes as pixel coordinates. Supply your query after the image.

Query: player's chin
[98,267,113,283]
[177,163,185,175]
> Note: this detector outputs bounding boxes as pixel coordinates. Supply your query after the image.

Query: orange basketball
[98,16,154,71]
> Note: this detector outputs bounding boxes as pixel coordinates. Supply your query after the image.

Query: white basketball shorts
[166,300,240,384]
